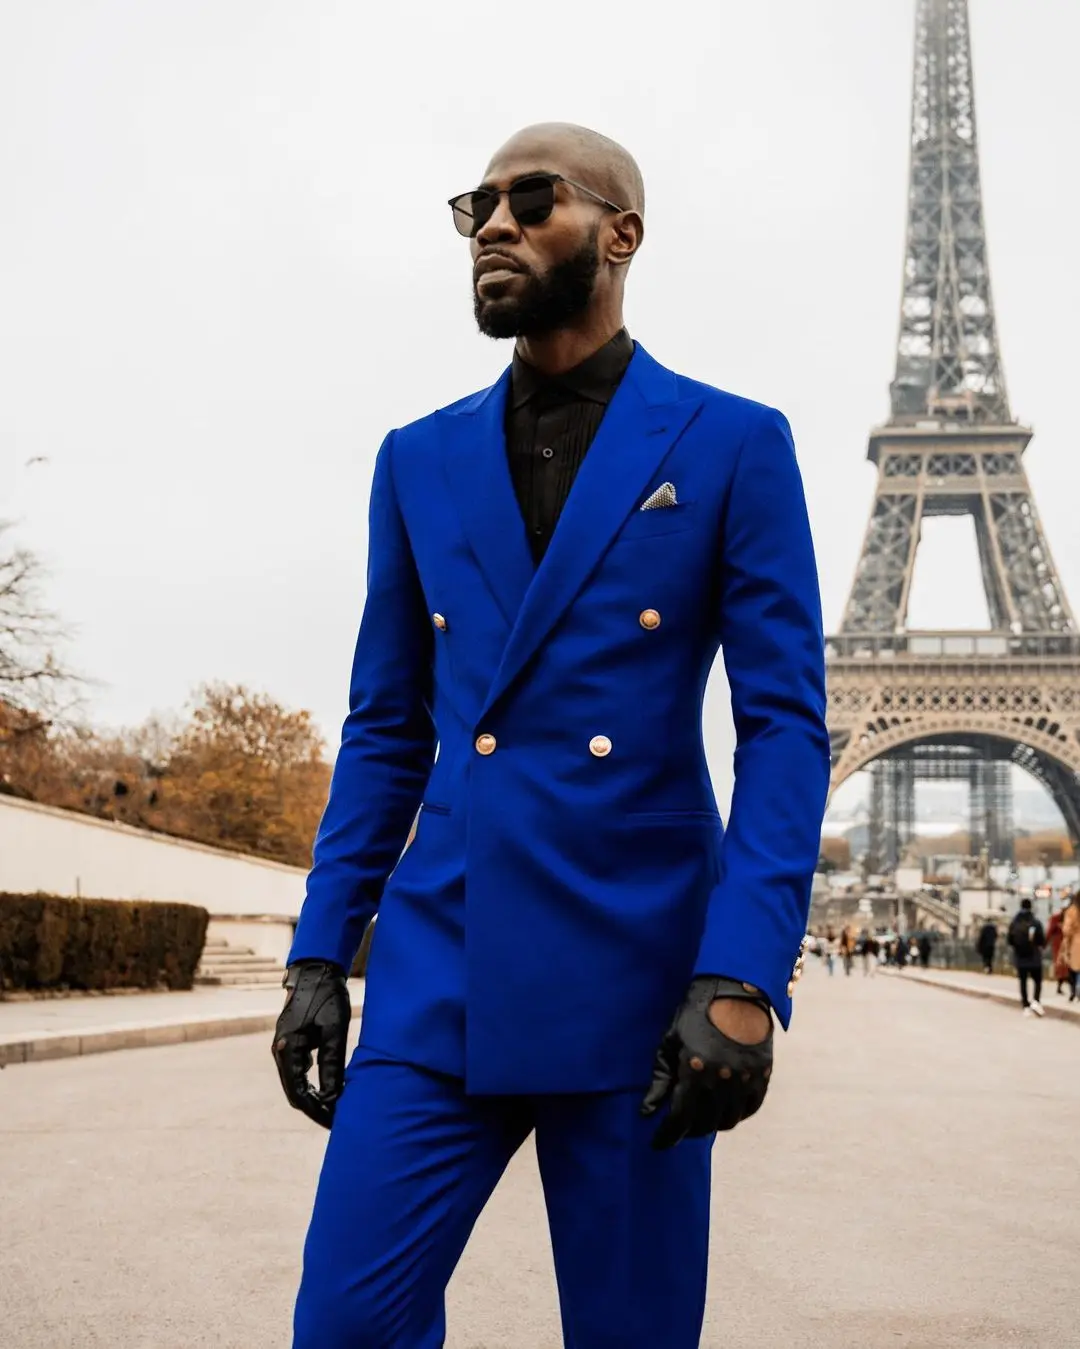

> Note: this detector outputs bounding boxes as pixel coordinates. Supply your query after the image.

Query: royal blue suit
[289,344,830,1348]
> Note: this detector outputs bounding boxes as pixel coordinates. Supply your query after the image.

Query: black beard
[474,235,600,339]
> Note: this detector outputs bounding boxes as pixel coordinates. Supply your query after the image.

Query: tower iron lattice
[827,0,1080,870]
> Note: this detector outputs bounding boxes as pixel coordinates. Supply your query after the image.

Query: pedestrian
[825,925,837,975]
[840,924,856,976]
[1006,898,1046,1018]
[976,919,997,975]
[1062,892,1080,1003]
[917,932,932,969]
[270,122,830,1349]
[895,934,909,969]
[860,931,878,977]
[1046,899,1069,996]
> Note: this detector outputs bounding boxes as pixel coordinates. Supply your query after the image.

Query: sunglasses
[448,173,625,239]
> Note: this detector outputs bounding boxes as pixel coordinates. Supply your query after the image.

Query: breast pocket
[614,501,698,543]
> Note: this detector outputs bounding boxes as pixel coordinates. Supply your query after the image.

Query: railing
[915,939,1057,978]
[826,941,1054,977]
[827,630,1080,660]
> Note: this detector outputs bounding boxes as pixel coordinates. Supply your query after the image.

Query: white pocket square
[639,482,678,511]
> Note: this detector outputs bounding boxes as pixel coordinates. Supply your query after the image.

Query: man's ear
[607,211,644,267]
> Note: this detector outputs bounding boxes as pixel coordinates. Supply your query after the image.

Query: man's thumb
[640,1062,674,1116]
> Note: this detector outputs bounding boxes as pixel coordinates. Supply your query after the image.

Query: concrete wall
[895,866,924,895]
[205,916,296,965]
[0,796,306,959]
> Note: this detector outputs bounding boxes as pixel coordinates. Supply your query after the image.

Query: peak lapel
[481,347,703,718]
[440,369,535,630]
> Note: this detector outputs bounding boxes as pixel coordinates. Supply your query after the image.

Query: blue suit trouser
[293,1046,714,1348]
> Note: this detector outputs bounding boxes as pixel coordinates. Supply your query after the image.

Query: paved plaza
[1,964,1076,1349]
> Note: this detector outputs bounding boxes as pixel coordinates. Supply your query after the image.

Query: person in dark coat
[976,920,998,975]
[1006,899,1046,1017]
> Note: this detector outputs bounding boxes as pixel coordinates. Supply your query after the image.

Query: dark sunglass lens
[467,190,498,236]
[450,190,495,238]
[509,177,555,227]
[449,194,474,237]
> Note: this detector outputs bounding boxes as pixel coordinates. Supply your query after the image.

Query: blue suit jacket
[289,344,830,1094]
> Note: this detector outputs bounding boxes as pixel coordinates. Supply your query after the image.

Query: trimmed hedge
[0,893,209,994]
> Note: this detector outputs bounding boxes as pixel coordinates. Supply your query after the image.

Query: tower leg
[969,755,1014,864]
[868,757,917,874]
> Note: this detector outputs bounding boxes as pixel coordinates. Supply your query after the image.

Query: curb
[0,998,364,1068]
[894,971,1080,1025]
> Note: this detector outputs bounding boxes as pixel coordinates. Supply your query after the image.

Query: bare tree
[0,522,80,725]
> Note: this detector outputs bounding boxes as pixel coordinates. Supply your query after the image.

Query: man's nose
[475,193,520,247]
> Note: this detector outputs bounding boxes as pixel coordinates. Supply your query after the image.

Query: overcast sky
[2,0,1078,807]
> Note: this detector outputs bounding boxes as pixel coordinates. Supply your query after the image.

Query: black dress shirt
[505,328,634,562]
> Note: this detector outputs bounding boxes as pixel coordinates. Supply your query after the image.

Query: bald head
[487,123,645,218]
[468,123,644,344]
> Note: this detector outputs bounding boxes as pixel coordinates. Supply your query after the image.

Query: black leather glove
[640,975,774,1149]
[272,959,351,1129]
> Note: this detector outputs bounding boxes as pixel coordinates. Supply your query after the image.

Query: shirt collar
[510,328,634,410]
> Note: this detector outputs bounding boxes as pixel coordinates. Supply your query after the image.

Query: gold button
[589,735,612,757]
[742,982,760,996]
[787,980,796,997]
[432,613,447,631]
[475,734,496,756]
[639,609,661,630]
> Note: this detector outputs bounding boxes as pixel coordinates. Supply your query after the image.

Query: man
[1007,898,1046,1018]
[273,123,830,1348]
[976,917,998,975]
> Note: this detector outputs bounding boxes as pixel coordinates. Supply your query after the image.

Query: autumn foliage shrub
[0,893,208,993]
[1,683,331,868]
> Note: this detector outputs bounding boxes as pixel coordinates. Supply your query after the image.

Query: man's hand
[272,960,351,1129]
[640,976,774,1149]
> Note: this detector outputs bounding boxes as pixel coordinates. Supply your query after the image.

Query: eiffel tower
[827,0,1080,872]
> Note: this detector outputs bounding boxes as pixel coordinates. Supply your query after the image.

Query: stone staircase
[195,936,285,988]
[912,890,962,935]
